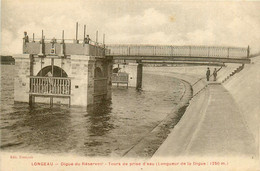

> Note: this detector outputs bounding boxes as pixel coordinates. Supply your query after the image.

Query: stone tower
[13,30,113,107]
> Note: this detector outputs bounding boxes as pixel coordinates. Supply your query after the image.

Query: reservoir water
[0,65,185,157]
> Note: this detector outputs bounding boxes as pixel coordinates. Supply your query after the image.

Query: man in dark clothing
[206,67,210,81]
[23,31,29,43]
[84,35,91,44]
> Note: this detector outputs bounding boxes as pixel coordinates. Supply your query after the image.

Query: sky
[1,0,260,55]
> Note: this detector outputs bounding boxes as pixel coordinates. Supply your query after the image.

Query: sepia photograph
[1,0,260,170]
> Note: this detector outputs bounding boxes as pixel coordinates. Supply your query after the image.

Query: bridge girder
[139,61,225,66]
[108,55,250,64]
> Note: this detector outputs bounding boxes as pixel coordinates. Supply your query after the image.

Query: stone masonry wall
[13,54,31,103]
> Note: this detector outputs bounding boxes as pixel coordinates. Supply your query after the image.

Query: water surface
[1,65,184,157]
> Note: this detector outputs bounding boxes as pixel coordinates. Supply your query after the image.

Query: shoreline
[122,73,194,158]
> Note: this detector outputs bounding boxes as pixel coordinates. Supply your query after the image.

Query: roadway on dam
[153,83,256,157]
[136,66,258,158]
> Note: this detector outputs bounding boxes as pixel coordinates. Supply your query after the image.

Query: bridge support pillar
[136,61,143,90]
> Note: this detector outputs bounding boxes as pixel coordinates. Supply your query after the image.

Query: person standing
[23,31,29,43]
[206,67,210,81]
[213,68,217,81]
[84,35,91,44]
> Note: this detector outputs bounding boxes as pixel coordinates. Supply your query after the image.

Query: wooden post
[136,60,143,90]
[40,58,43,76]
[96,30,98,44]
[95,31,98,56]
[60,30,65,56]
[30,78,33,93]
[29,55,34,76]
[37,78,39,93]
[29,95,34,107]
[75,22,78,42]
[103,34,105,55]
[51,58,54,76]
[39,30,44,56]
[84,25,86,40]
[62,30,64,42]
[61,59,63,77]
[62,79,65,94]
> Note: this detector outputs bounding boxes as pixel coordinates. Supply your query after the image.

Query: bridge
[105,44,250,89]
[17,28,251,106]
[105,44,250,65]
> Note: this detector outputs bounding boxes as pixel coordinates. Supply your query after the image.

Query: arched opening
[113,67,121,73]
[30,66,71,99]
[37,66,68,77]
[94,67,103,78]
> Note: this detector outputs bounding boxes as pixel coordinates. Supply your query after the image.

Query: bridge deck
[106,44,248,58]
[105,44,250,64]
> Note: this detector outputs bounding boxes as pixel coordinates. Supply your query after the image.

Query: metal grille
[29,76,71,96]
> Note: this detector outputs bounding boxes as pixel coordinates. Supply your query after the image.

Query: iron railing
[105,45,248,58]
[28,38,105,48]
[29,76,71,96]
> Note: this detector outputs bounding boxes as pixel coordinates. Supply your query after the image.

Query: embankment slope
[152,60,258,157]
[223,56,260,140]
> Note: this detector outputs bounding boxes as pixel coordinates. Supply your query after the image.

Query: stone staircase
[222,64,244,83]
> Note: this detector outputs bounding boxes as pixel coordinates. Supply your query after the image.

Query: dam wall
[149,62,258,157]
[146,64,258,141]
[223,56,260,139]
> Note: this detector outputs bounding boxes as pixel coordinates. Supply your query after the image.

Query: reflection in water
[24,107,71,153]
[87,101,114,137]
[1,65,185,157]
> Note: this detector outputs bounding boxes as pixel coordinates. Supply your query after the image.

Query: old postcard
[1,0,259,170]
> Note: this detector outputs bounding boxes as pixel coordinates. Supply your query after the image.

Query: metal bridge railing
[29,76,71,96]
[28,38,105,48]
[105,45,248,58]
